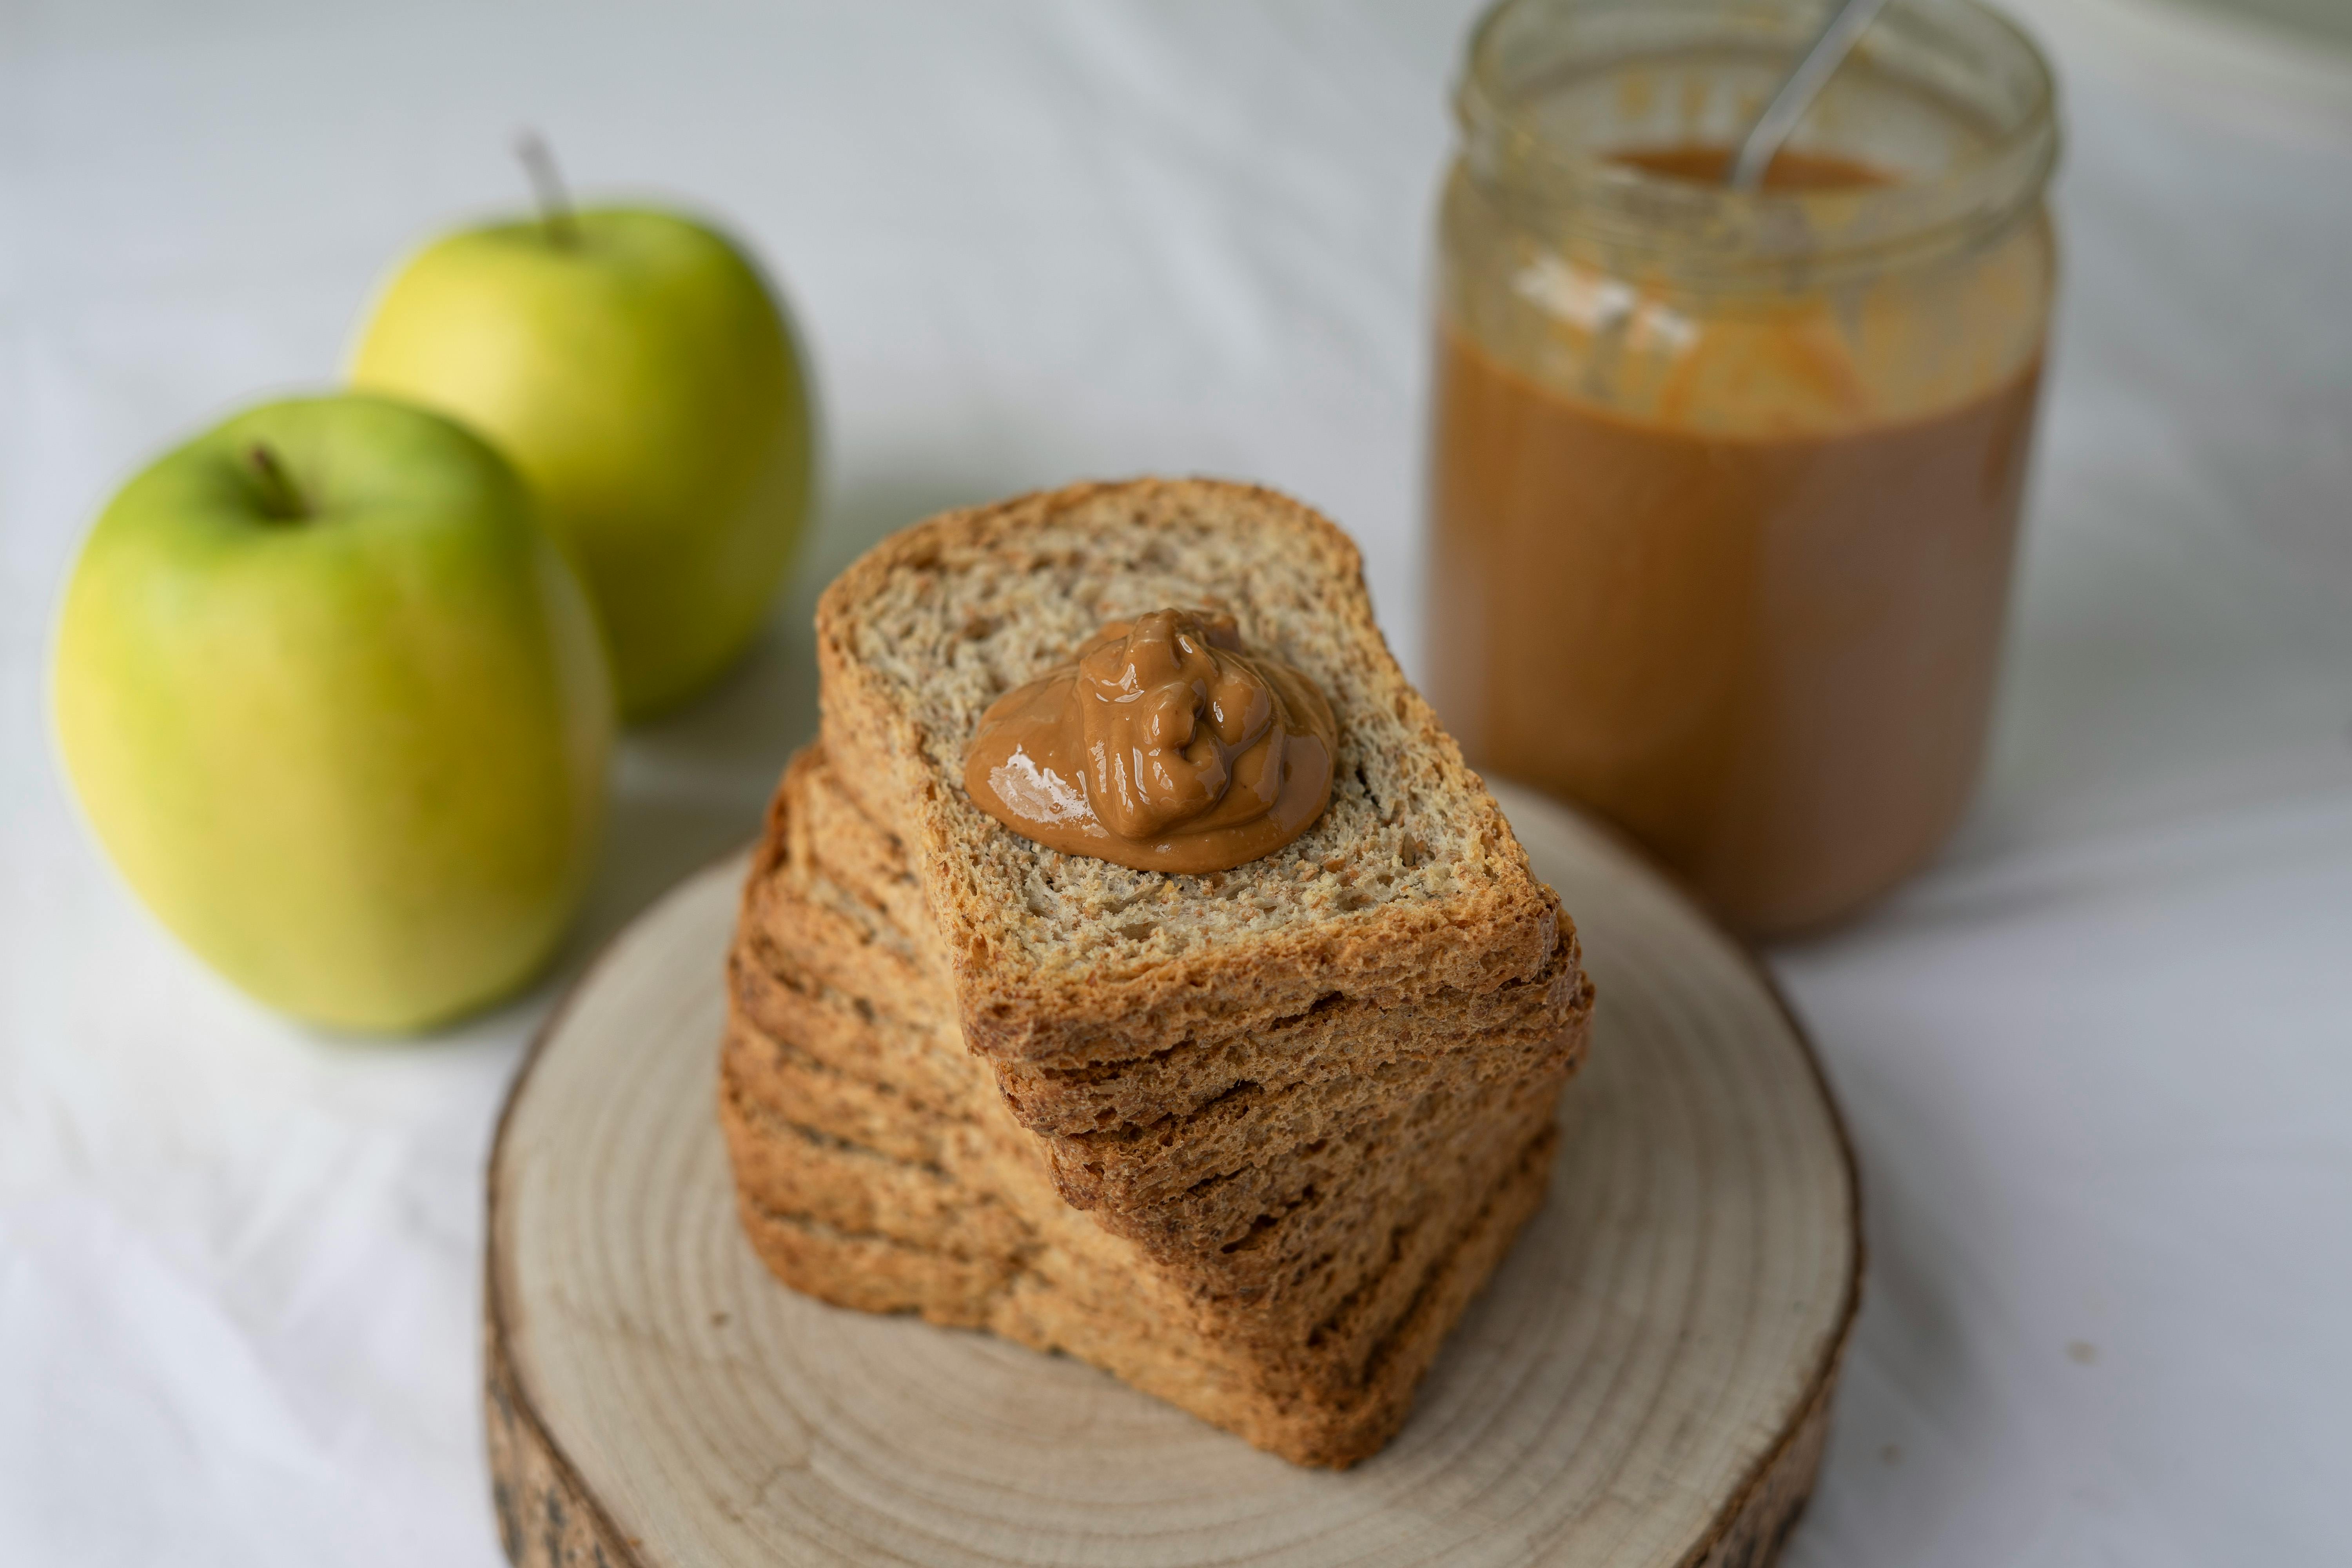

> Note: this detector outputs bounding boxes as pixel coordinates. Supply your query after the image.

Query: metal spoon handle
[1728,0,1894,190]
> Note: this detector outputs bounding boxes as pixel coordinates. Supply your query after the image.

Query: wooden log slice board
[486,782,1861,1567]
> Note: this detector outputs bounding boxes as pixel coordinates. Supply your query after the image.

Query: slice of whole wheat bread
[813,479,1567,1067]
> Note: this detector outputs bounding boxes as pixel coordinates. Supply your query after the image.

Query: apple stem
[515,131,580,248]
[245,443,310,522]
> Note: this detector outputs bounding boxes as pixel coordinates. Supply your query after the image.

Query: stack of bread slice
[721,479,1592,1467]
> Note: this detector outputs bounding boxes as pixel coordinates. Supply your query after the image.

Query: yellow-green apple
[51,394,613,1034]
[347,203,812,720]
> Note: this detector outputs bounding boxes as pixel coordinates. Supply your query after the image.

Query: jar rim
[1453,0,2060,278]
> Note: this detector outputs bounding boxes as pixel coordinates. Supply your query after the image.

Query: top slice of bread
[814,479,1567,1067]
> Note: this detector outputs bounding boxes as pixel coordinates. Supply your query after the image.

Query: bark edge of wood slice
[485,781,1862,1567]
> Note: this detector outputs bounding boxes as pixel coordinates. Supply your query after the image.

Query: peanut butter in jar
[1427,0,2059,936]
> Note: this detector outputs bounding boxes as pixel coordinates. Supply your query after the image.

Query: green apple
[51,394,613,1034]
[347,204,812,720]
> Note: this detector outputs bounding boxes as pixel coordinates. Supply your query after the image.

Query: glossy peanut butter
[964,608,1336,873]
[1429,146,2047,934]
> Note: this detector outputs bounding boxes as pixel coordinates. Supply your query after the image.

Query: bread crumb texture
[816,479,1559,1047]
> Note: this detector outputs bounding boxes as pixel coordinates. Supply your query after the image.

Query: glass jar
[1426,0,2058,936]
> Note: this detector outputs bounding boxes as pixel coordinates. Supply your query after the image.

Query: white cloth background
[3,1,2347,1561]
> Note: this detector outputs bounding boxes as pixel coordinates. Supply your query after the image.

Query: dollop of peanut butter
[963,608,1337,873]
